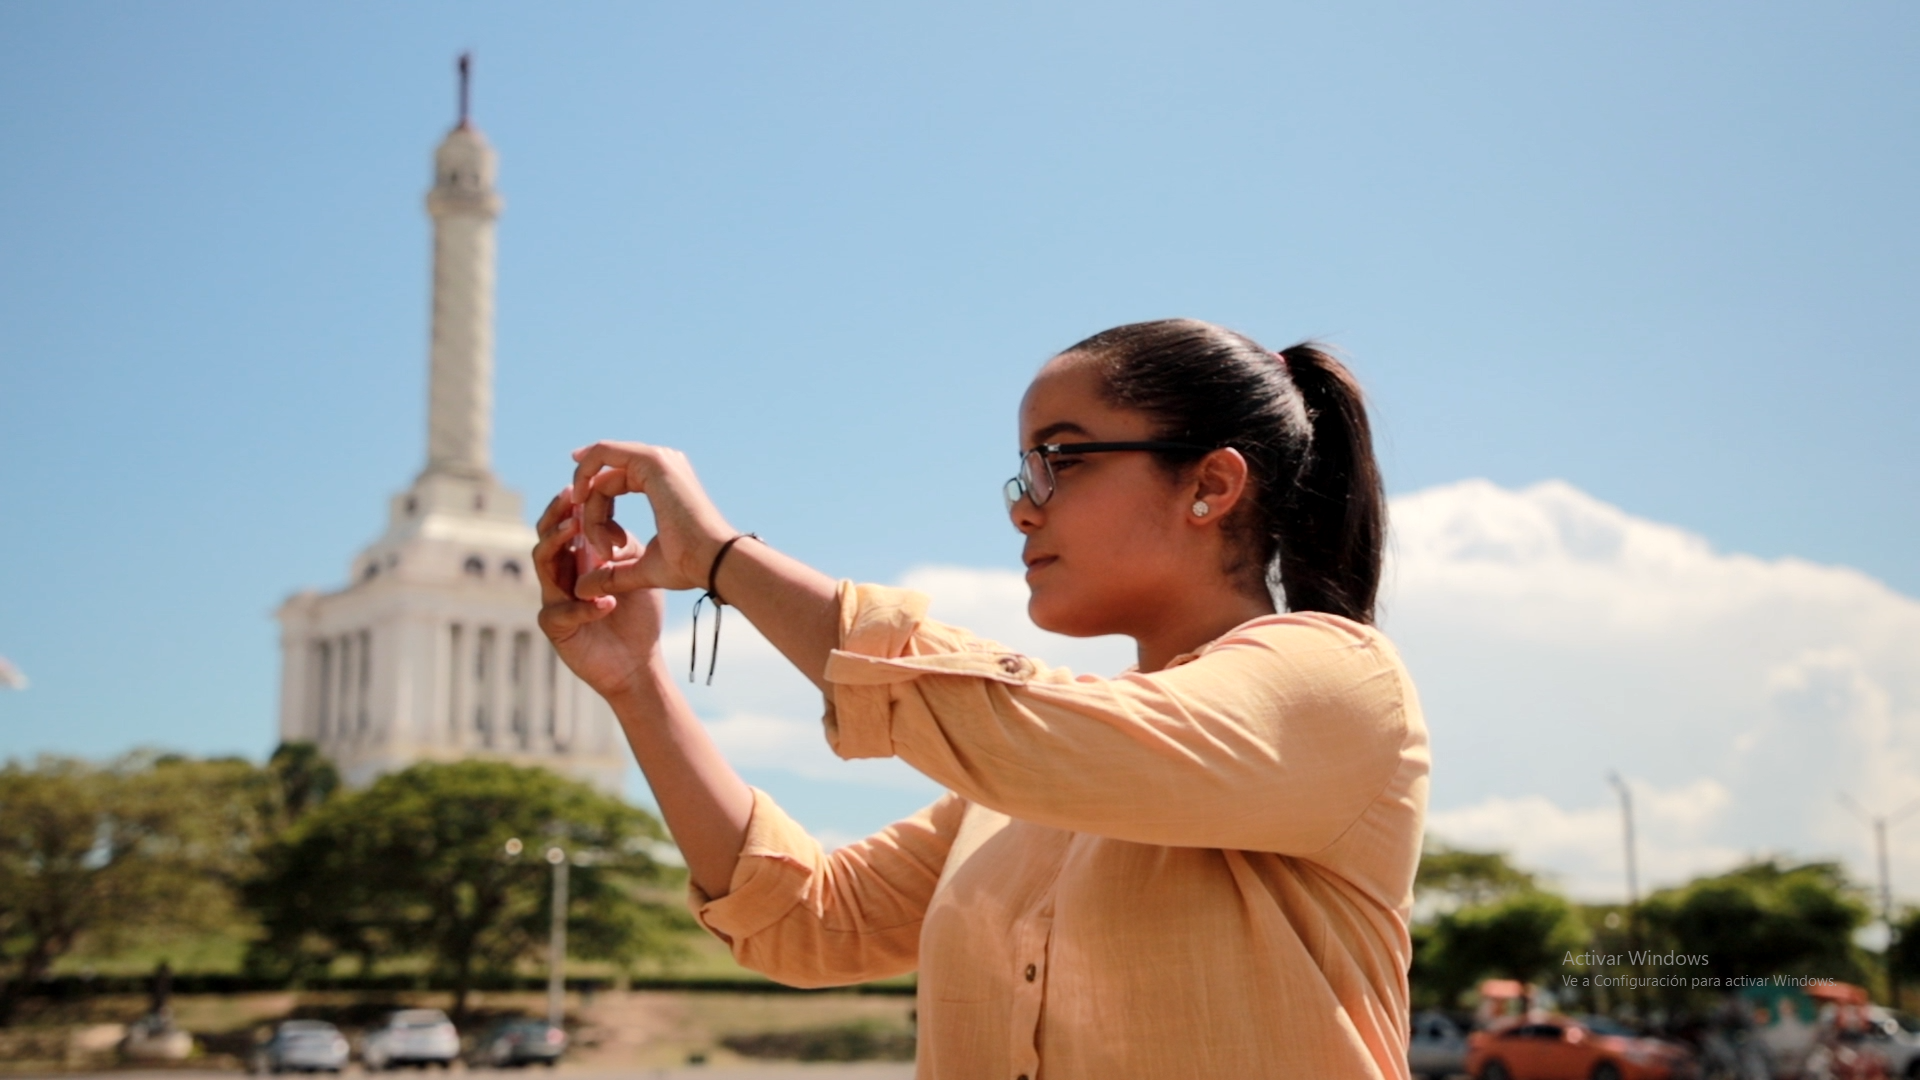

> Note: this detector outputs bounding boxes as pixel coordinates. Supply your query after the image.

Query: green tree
[1411,841,1566,1008]
[0,752,269,1024]
[1640,859,1868,986]
[1417,841,1539,911]
[266,742,339,823]
[244,760,687,1019]
[1892,907,1920,1006]
[1417,890,1588,1009]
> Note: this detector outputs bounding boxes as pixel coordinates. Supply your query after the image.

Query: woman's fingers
[537,595,617,642]
[535,488,574,534]
[580,485,646,562]
[569,440,733,590]
[609,528,644,562]
[532,491,583,603]
[573,548,668,600]
[570,441,654,504]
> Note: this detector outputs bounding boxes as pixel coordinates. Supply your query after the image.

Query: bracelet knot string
[689,532,760,685]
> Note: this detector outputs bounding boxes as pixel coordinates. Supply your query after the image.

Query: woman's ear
[1190,448,1251,523]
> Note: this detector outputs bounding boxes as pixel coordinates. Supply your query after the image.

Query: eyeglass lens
[1004,449,1056,512]
[1025,450,1055,505]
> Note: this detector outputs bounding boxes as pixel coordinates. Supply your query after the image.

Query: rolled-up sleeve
[690,786,963,988]
[822,581,1411,856]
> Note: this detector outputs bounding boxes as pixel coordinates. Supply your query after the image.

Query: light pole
[1609,772,1642,1016]
[545,846,568,1030]
[1838,794,1920,1007]
[506,841,602,1022]
[505,838,593,1030]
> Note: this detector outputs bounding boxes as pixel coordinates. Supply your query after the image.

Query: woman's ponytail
[1273,343,1385,625]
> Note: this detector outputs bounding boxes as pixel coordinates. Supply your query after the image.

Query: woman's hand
[566,438,842,696]
[533,491,665,699]
[569,441,736,599]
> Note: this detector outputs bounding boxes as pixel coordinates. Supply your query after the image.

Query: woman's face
[1012,356,1201,637]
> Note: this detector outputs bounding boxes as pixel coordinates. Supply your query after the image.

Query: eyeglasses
[1003,441,1216,512]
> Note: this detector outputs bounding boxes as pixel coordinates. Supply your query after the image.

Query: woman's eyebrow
[1028,421,1093,445]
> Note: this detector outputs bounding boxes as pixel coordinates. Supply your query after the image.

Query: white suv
[361,1009,459,1072]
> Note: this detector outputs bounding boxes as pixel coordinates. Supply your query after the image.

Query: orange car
[1466,1014,1698,1080]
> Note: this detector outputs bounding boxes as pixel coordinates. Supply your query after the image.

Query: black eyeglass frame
[1003,440,1218,511]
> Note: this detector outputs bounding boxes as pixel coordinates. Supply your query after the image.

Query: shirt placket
[1005,883,1056,1080]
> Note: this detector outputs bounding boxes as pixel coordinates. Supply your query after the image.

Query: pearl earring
[1192,500,1210,517]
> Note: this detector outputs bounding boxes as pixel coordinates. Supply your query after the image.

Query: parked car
[1804,1003,1914,1080]
[1860,1006,1920,1080]
[469,1017,567,1068]
[1409,1010,1470,1079]
[252,1020,350,1074]
[361,1009,460,1071]
[1466,1014,1697,1080]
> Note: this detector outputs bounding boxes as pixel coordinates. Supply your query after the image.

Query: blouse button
[998,655,1024,675]
[1024,963,1037,982]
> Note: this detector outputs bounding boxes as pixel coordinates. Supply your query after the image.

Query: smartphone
[571,504,606,579]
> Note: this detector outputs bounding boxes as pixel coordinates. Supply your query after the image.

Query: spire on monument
[457,52,472,129]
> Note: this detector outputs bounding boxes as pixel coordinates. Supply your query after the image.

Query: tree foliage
[1416,887,1588,1008]
[1416,841,1540,912]
[1892,907,1920,989]
[0,752,281,1024]
[267,742,340,823]
[243,760,687,1018]
[1639,858,1867,984]
[1411,841,1584,1008]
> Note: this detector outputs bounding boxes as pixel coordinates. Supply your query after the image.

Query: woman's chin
[1026,592,1071,636]
[1027,592,1113,639]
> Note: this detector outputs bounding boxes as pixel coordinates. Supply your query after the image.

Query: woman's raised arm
[531,487,754,899]
[567,441,843,693]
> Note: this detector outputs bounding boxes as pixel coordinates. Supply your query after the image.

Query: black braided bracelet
[689,532,760,685]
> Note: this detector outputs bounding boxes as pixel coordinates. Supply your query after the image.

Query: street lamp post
[1609,772,1642,1016]
[505,838,593,1031]
[1839,794,1920,1007]
[545,846,568,1030]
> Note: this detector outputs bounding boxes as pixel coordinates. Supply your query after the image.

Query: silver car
[361,1009,460,1071]
[1408,1010,1469,1080]
[255,1020,350,1074]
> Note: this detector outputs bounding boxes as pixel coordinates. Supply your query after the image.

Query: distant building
[276,62,625,792]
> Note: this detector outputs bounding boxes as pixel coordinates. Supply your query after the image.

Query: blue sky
[2,4,1917,880]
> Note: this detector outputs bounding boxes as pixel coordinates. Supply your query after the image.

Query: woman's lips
[1024,555,1057,578]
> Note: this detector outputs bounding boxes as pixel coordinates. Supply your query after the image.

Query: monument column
[424,54,503,481]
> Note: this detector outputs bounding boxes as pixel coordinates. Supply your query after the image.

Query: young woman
[534,318,1429,1079]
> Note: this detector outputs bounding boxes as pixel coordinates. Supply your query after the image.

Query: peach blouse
[691,583,1429,1080]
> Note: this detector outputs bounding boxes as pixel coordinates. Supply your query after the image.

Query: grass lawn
[47,920,912,992]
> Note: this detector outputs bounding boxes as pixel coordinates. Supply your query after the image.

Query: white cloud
[1425,778,1745,899]
[648,479,1920,902]
[1387,480,1920,899]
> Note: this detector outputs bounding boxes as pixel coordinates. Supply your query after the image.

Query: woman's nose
[1009,494,1041,534]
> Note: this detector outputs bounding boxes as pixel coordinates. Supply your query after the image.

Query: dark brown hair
[1061,318,1386,625]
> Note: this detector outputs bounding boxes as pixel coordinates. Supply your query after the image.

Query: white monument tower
[276,57,625,793]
